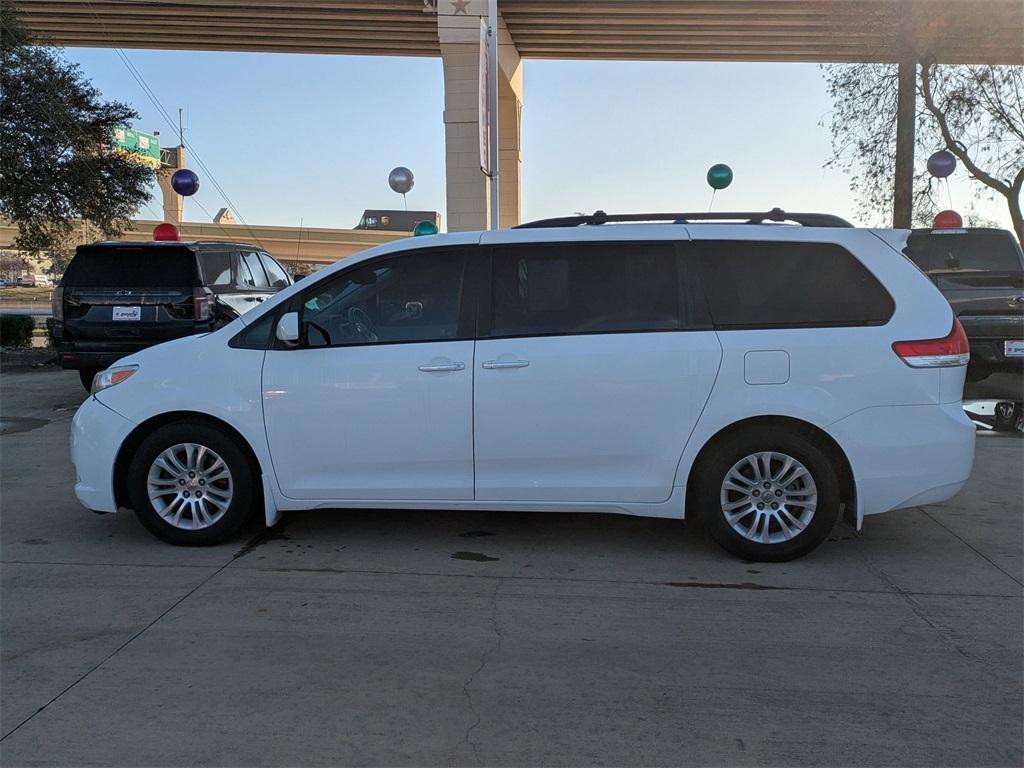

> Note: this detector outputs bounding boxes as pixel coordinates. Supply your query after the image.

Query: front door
[473,241,721,503]
[263,248,475,500]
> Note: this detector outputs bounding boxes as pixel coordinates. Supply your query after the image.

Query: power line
[0,19,161,231]
[73,0,268,250]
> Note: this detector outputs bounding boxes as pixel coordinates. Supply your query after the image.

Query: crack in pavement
[0,526,278,742]
[453,575,505,766]
[917,506,1023,588]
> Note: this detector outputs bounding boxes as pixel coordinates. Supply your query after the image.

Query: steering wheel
[347,306,378,342]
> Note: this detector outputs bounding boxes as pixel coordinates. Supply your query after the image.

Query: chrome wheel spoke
[784,499,816,509]
[779,507,807,532]
[722,497,751,512]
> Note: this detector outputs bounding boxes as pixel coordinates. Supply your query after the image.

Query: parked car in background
[903,227,1024,383]
[16,274,53,287]
[53,240,292,390]
[71,210,975,561]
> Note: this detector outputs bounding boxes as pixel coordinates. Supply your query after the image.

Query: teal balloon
[707,163,733,190]
[413,220,438,236]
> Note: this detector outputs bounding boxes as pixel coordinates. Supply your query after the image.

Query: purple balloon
[171,168,200,196]
[927,150,956,179]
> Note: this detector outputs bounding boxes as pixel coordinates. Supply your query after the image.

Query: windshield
[904,231,1024,274]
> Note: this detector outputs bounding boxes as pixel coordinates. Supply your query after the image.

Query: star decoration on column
[450,0,470,14]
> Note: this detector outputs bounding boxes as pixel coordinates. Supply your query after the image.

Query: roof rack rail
[513,208,854,229]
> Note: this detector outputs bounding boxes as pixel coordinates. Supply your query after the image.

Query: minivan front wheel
[127,421,254,545]
[695,428,840,561]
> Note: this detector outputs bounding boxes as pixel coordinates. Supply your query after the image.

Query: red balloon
[933,210,963,229]
[153,223,179,241]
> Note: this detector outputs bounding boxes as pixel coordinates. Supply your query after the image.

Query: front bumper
[70,395,136,513]
[828,401,976,525]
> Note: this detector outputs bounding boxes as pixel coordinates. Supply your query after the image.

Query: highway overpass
[0,220,406,266]
[18,1,1024,231]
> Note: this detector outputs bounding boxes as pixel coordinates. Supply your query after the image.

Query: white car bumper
[71,396,135,513]
[829,401,976,526]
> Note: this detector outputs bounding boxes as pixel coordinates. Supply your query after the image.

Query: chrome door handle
[418,362,465,372]
[482,360,530,369]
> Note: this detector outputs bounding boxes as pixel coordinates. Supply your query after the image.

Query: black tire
[693,426,841,562]
[994,402,1021,432]
[127,420,255,546]
[78,368,99,392]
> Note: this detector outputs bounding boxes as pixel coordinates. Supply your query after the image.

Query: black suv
[53,241,292,389]
[904,227,1024,383]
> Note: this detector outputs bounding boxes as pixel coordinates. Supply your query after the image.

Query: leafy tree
[0,3,155,257]
[823,62,1023,241]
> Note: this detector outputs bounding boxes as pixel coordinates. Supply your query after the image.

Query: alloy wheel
[719,451,817,544]
[146,442,234,530]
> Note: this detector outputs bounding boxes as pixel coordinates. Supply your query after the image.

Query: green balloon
[707,163,733,190]
[413,220,439,236]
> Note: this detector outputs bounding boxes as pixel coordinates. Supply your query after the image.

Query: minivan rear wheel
[127,421,254,546]
[694,427,840,561]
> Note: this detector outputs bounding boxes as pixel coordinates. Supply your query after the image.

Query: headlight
[91,365,139,395]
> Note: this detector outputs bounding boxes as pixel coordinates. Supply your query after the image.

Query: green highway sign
[111,125,161,169]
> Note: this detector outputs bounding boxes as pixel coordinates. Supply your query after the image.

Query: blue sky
[66,47,1010,232]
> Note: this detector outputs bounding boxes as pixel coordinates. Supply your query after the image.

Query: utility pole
[487,0,499,230]
[893,59,916,228]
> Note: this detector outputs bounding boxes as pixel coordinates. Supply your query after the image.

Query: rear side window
[696,241,894,328]
[260,253,291,288]
[489,243,679,337]
[240,251,270,288]
[197,250,234,287]
[62,247,199,287]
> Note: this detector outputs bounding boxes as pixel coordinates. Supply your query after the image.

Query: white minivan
[71,210,976,560]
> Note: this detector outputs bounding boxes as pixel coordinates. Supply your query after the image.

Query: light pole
[487,0,499,230]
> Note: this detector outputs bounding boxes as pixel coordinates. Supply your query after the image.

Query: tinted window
[63,246,199,287]
[490,243,678,337]
[260,254,291,288]
[197,250,233,287]
[697,241,894,328]
[301,251,465,347]
[240,252,269,288]
[905,231,1024,274]
[230,310,276,349]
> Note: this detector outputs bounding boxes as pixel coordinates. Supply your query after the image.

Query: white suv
[71,210,976,561]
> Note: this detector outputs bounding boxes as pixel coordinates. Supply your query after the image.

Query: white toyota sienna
[71,210,976,561]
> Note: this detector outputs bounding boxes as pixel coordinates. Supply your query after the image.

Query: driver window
[301,250,465,348]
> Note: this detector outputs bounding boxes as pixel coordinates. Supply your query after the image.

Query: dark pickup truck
[904,227,1024,384]
[52,240,292,390]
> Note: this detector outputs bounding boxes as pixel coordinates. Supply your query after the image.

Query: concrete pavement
[1,368,1021,766]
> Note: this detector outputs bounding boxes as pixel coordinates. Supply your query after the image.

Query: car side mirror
[276,311,300,346]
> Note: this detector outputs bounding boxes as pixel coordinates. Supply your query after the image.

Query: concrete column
[893,59,916,229]
[437,1,521,232]
[156,145,185,224]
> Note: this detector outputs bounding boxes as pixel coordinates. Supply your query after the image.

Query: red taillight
[193,287,214,321]
[51,286,64,322]
[892,318,970,368]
